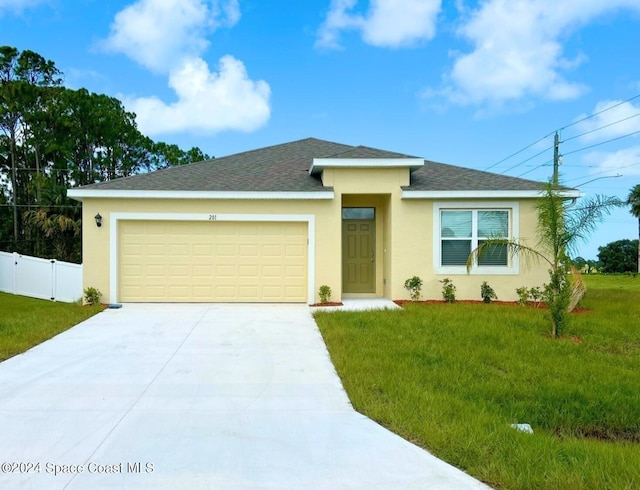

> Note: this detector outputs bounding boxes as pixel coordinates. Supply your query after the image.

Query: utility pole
[552,131,561,185]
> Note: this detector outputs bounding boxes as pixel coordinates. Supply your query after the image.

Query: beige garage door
[118,221,308,302]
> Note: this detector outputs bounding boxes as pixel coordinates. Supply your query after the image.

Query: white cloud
[572,100,640,178]
[103,0,270,135]
[0,0,44,14]
[429,0,640,106]
[316,0,441,49]
[126,56,270,136]
[574,100,640,142]
[583,147,640,177]
[102,0,240,73]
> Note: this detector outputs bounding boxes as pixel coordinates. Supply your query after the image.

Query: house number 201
[208,215,217,221]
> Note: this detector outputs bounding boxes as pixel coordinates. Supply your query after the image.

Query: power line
[483,132,554,172]
[516,160,553,178]
[486,93,640,173]
[559,94,640,132]
[562,112,640,143]
[563,129,640,157]
[564,161,640,182]
[515,129,640,179]
[500,144,554,174]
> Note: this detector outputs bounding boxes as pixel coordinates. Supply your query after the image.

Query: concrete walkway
[0,304,490,489]
[313,298,401,311]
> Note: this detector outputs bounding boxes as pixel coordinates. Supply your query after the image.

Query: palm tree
[628,184,640,273]
[468,182,622,338]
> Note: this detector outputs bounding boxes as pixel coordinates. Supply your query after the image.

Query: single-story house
[67,137,580,304]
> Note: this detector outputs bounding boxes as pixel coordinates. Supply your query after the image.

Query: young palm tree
[468,182,622,338]
[628,184,640,273]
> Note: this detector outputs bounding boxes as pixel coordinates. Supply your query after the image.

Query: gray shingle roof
[75,137,550,193]
[408,160,545,191]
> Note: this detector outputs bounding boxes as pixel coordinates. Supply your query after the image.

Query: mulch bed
[394,299,527,307]
[310,302,344,307]
[393,299,590,314]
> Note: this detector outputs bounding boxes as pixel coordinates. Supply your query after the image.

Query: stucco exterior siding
[81,198,340,304]
[80,190,547,305]
[73,139,565,305]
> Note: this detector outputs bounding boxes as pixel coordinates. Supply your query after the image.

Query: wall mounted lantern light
[95,213,103,227]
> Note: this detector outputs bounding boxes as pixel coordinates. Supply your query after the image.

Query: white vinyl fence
[0,251,83,303]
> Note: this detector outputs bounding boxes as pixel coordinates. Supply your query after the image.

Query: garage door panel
[262,265,282,278]
[145,264,165,275]
[216,244,235,256]
[119,221,307,302]
[192,244,212,256]
[168,265,189,276]
[147,223,167,235]
[193,265,213,276]
[285,286,305,298]
[237,285,258,296]
[261,287,282,299]
[122,264,143,275]
[238,244,259,256]
[238,265,259,277]
[168,284,189,295]
[215,264,235,277]
[262,245,282,257]
[286,245,305,256]
[121,242,143,254]
[145,285,166,298]
[286,265,305,277]
[121,285,142,297]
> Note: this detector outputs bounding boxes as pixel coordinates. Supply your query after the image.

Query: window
[438,207,512,271]
[441,210,472,266]
[342,207,375,220]
[477,211,509,266]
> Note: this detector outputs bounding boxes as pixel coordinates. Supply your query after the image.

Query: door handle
[371,251,375,263]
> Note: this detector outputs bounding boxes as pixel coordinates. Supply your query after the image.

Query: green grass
[0,292,104,362]
[314,275,640,489]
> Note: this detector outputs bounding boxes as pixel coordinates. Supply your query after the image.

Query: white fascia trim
[403,189,582,199]
[68,189,334,201]
[309,158,424,175]
[109,212,316,305]
[432,201,520,276]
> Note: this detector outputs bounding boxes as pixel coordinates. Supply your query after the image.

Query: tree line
[572,239,638,274]
[0,46,210,263]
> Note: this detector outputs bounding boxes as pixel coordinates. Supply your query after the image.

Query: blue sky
[2,0,640,260]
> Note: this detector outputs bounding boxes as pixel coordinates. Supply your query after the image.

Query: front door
[342,215,375,293]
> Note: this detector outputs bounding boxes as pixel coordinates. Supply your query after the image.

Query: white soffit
[402,189,583,199]
[67,189,335,201]
[309,158,424,175]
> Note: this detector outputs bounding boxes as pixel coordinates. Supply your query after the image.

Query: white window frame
[433,201,520,275]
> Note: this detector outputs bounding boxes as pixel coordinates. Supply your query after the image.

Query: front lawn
[314,275,640,489]
[0,293,103,362]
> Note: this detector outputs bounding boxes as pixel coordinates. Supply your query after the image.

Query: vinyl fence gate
[0,251,83,303]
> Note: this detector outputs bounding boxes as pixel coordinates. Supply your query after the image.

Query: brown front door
[342,219,375,293]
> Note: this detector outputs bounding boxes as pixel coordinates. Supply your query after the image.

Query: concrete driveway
[0,304,489,489]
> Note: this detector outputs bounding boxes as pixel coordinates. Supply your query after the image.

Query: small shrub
[529,286,542,308]
[318,285,332,304]
[439,278,456,303]
[516,286,529,306]
[480,281,497,303]
[403,276,423,301]
[83,287,102,305]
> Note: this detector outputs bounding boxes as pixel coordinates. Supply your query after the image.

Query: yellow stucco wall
[388,198,548,301]
[80,197,341,304]
[79,165,548,304]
